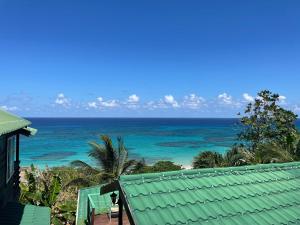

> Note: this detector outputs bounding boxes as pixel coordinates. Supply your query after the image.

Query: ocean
[20,118,300,168]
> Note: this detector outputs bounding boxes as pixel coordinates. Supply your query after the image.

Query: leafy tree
[193,151,223,169]
[132,158,147,172]
[296,140,300,159]
[71,135,136,183]
[132,160,182,173]
[151,161,182,172]
[238,90,298,153]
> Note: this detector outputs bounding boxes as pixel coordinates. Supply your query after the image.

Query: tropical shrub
[19,165,77,225]
[254,142,294,164]
[223,145,254,166]
[20,165,61,207]
[132,160,182,173]
[192,151,223,168]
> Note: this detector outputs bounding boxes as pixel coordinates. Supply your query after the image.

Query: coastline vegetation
[19,89,300,225]
[193,90,300,168]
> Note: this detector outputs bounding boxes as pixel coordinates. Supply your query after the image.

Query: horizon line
[25,116,240,119]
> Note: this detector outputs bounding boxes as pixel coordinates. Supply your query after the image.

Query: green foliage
[193,90,300,169]
[46,176,61,206]
[254,142,294,164]
[224,145,254,166]
[54,200,77,224]
[71,135,136,183]
[20,166,77,225]
[238,90,298,152]
[151,161,182,172]
[296,140,300,159]
[132,160,182,173]
[20,167,62,207]
[192,151,223,169]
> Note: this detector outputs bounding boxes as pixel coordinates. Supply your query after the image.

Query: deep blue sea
[20,118,300,168]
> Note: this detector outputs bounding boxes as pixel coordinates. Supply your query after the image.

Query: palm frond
[121,159,136,174]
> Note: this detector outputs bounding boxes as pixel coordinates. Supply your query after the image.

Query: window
[6,135,16,183]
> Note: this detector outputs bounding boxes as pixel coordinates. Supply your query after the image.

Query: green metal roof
[119,161,300,225]
[0,202,50,225]
[0,109,31,136]
[77,185,118,225]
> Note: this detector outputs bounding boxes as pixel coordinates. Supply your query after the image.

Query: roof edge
[120,161,300,182]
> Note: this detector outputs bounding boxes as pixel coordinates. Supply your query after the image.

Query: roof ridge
[126,173,300,197]
[121,162,300,185]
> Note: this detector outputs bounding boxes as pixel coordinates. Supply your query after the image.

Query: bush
[132,160,182,173]
[192,151,223,169]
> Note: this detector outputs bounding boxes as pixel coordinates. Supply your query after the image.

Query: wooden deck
[94,212,130,225]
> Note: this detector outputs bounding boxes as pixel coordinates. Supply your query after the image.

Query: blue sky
[0,0,300,117]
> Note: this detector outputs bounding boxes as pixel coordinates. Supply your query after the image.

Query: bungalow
[79,161,300,225]
[0,109,50,225]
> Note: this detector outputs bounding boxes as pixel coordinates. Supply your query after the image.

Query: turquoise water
[20,118,291,168]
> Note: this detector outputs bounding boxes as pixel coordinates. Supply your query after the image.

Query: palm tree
[224,145,254,166]
[70,135,136,184]
[192,151,223,169]
[254,142,294,164]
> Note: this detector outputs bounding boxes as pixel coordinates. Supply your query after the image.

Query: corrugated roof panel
[77,185,117,225]
[120,162,300,225]
[0,203,50,225]
[0,109,31,136]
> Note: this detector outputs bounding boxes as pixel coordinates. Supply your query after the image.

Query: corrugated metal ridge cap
[120,161,300,183]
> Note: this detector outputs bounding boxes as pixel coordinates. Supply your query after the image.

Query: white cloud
[294,105,300,112]
[218,93,233,104]
[127,94,139,103]
[164,95,179,108]
[144,101,157,110]
[87,97,121,109]
[101,100,119,108]
[217,92,242,108]
[278,95,287,104]
[182,94,206,109]
[124,94,140,109]
[243,93,255,102]
[55,93,70,107]
[0,105,18,111]
[87,102,97,109]
[99,98,119,108]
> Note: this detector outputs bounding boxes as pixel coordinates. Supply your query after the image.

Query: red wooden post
[91,208,95,225]
[118,197,123,225]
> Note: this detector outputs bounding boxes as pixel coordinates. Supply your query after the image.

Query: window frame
[6,135,16,183]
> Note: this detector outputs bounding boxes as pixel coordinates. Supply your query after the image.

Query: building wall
[0,133,20,208]
[0,135,6,190]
